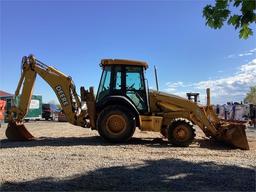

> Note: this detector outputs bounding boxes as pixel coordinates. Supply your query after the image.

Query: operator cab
[96,59,149,114]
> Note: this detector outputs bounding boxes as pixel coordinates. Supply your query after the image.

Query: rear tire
[97,105,136,143]
[168,120,195,147]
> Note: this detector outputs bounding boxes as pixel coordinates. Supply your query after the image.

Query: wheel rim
[173,125,190,141]
[106,114,127,135]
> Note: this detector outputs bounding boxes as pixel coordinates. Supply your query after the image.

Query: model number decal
[55,85,69,106]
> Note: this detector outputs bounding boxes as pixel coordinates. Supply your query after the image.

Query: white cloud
[239,52,253,57]
[166,81,184,88]
[227,48,256,58]
[249,48,256,53]
[227,54,235,59]
[165,59,256,104]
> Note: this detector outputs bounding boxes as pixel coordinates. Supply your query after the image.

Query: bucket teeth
[6,121,34,141]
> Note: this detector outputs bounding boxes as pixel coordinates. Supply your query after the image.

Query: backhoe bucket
[6,121,34,141]
[218,122,249,150]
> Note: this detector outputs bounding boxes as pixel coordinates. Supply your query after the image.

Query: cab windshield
[96,65,148,113]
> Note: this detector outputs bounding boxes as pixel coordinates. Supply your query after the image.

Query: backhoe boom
[7,55,88,140]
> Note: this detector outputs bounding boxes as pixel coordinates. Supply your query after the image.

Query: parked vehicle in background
[42,104,58,120]
[16,95,42,122]
[53,109,67,122]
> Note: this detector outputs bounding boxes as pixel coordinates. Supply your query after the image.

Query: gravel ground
[0,121,255,191]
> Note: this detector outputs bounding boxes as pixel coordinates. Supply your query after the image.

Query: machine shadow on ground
[0,136,235,150]
[1,158,255,191]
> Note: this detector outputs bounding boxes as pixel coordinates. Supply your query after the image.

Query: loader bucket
[218,122,249,150]
[6,121,34,141]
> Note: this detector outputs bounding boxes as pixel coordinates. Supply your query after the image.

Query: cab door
[125,66,148,113]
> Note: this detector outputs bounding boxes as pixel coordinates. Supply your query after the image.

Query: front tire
[168,120,195,147]
[97,105,136,143]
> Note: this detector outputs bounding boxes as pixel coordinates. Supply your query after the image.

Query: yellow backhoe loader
[6,55,249,150]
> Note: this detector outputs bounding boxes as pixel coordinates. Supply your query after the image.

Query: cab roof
[101,59,148,69]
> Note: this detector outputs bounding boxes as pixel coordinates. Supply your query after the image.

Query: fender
[96,95,139,117]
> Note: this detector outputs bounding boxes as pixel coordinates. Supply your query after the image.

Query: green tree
[203,0,256,39]
[244,86,256,104]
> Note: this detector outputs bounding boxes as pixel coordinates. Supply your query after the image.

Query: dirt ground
[0,121,255,191]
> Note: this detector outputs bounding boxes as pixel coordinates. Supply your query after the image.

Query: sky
[1,0,256,105]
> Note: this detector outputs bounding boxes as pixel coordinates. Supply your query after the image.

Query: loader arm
[150,91,249,150]
[150,91,218,136]
[7,55,88,141]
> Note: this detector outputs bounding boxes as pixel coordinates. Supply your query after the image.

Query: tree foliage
[203,0,256,39]
[244,86,256,104]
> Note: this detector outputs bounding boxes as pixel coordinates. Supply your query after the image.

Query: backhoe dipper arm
[9,55,88,127]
